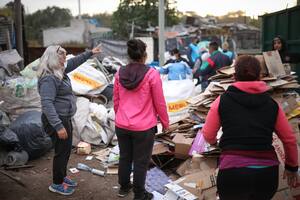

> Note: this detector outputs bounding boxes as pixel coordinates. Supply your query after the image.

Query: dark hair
[209,41,219,51]
[235,55,261,81]
[127,39,146,61]
[171,48,180,55]
[192,37,199,43]
[272,35,286,52]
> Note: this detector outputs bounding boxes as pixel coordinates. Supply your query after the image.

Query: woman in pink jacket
[113,39,169,200]
[202,55,298,200]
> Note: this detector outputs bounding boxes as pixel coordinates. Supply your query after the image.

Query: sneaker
[64,177,78,187]
[134,191,153,200]
[118,183,133,198]
[48,183,74,195]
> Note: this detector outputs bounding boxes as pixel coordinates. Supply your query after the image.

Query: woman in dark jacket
[202,55,298,200]
[272,36,300,63]
[37,45,101,195]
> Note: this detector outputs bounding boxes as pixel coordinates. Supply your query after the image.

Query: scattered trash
[93,148,111,162]
[77,163,106,177]
[77,142,92,155]
[69,168,80,174]
[85,155,94,161]
[163,182,198,200]
[106,166,118,175]
[145,167,171,195]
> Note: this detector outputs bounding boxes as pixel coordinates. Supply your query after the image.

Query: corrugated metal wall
[261,5,300,53]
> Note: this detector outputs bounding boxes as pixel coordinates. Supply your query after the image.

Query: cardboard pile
[156,51,300,200]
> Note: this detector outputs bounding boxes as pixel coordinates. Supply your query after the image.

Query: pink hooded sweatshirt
[114,66,169,131]
[202,81,298,169]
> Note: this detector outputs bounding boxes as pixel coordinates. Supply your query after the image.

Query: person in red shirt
[202,55,298,200]
[113,39,169,200]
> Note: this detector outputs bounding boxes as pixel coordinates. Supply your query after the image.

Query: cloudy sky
[0,0,297,17]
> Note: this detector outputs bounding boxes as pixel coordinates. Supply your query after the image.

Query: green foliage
[112,0,180,38]
[24,6,72,44]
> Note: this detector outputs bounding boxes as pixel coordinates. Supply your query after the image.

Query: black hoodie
[272,36,300,63]
[218,86,278,151]
[119,62,150,90]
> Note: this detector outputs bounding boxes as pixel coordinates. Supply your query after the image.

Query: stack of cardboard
[159,51,300,200]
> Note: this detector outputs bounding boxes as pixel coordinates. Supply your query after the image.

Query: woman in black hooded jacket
[272,36,300,63]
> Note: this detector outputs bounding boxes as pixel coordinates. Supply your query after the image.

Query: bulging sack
[68,59,109,95]
[162,79,195,123]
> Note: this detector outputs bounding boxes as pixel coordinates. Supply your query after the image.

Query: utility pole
[14,0,23,59]
[130,21,134,39]
[78,0,82,19]
[158,0,165,66]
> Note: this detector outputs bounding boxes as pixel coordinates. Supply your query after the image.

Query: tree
[112,0,180,38]
[24,6,72,44]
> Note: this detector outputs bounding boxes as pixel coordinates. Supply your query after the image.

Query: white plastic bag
[68,60,108,95]
[162,79,195,123]
[72,97,113,146]
[0,77,40,120]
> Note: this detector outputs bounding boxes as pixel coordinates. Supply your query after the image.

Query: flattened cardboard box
[288,118,300,145]
[176,155,217,177]
[254,55,268,76]
[263,50,286,77]
[174,169,217,197]
[173,134,194,159]
[272,188,294,200]
[273,134,300,197]
[163,182,198,200]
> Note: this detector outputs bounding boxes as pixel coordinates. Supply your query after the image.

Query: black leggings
[217,166,278,200]
[217,166,279,200]
[42,114,73,184]
[116,126,156,198]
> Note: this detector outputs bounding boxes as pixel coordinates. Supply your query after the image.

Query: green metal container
[261,5,300,82]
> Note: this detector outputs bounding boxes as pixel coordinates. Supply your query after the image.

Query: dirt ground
[0,149,134,200]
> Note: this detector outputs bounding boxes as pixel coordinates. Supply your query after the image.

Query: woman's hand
[92,46,102,54]
[162,127,170,133]
[57,127,68,140]
[283,169,298,188]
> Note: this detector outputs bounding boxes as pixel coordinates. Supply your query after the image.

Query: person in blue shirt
[187,37,200,66]
[159,61,192,80]
[165,48,190,66]
[222,42,235,62]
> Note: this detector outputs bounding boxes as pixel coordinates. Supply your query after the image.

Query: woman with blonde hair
[38,45,101,195]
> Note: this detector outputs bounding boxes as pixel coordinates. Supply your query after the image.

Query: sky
[0,0,297,17]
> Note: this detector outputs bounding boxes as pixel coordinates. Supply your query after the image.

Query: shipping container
[261,5,300,83]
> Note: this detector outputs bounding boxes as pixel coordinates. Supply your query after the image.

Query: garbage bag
[0,126,22,152]
[10,111,52,160]
[0,110,10,127]
[0,77,41,120]
[20,58,40,79]
[0,147,8,166]
[162,79,195,123]
[68,59,109,95]
[5,150,29,166]
[72,97,113,146]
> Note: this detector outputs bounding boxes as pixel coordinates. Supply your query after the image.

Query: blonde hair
[37,45,66,80]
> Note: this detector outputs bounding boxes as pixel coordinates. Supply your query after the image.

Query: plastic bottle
[91,168,105,176]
